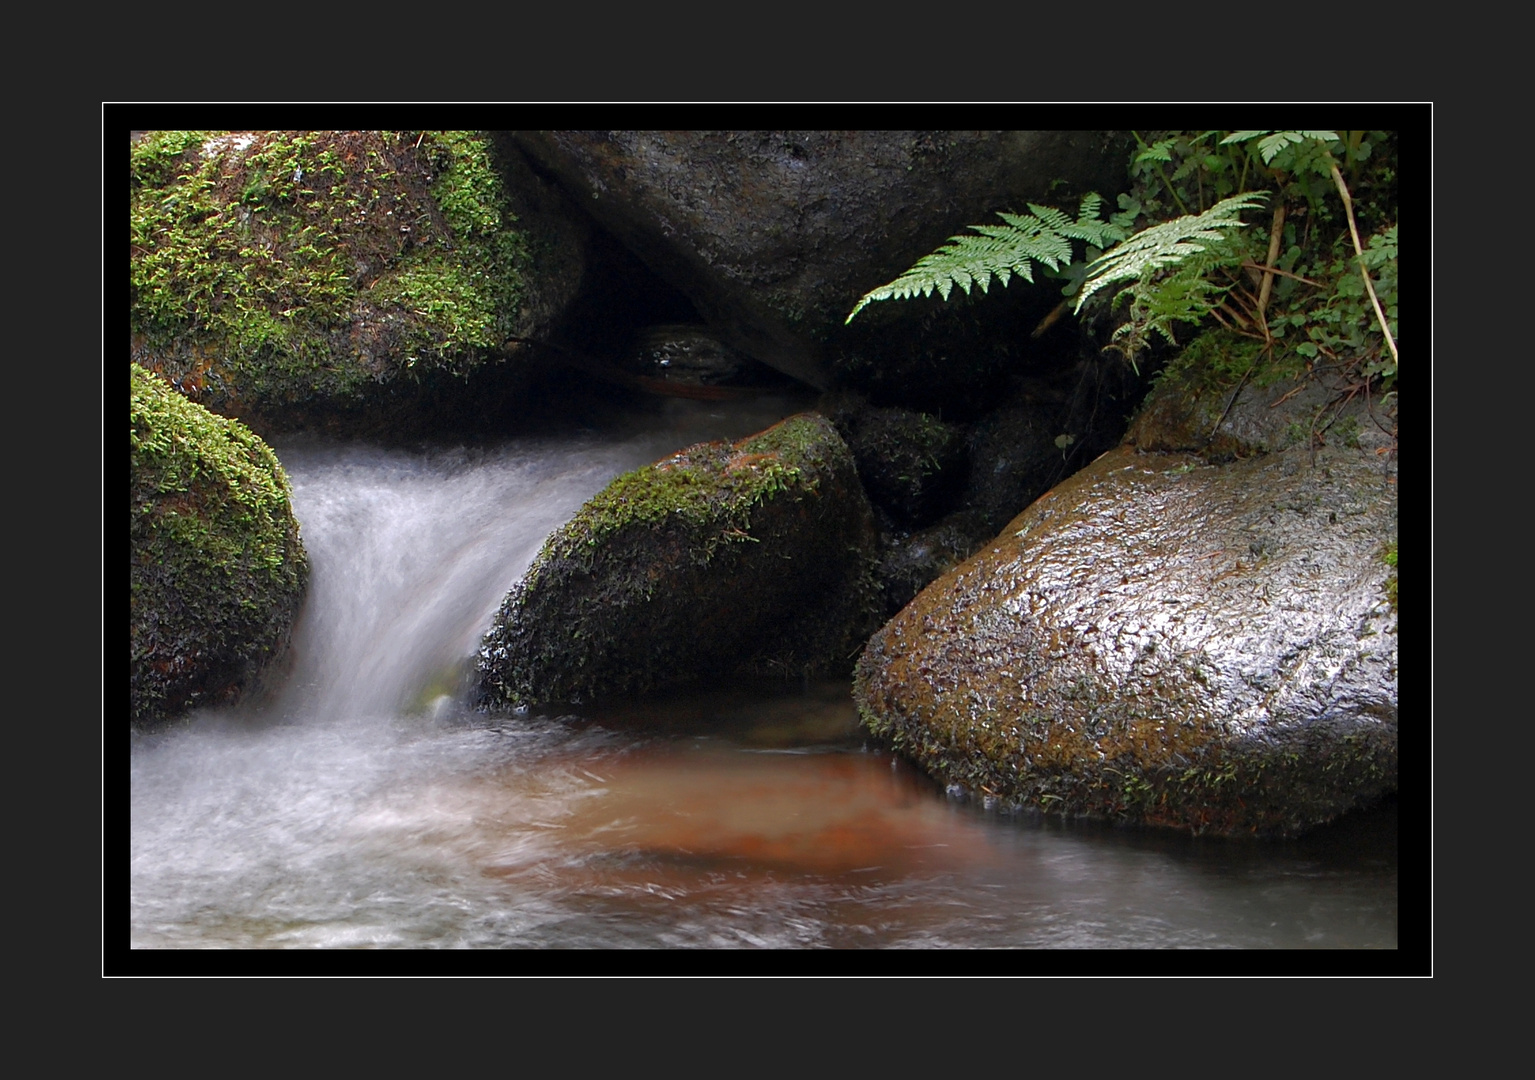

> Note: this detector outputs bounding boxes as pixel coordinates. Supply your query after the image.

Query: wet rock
[1127,331,1399,460]
[131,130,590,436]
[876,510,991,615]
[627,323,788,389]
[509,130,1133,391]
[855,441,1397,837]
[478,413,881,707]
[822,393,968,529]
[959,400,1069,535]
[130,364,308,726]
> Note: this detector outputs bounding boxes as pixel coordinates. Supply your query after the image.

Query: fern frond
[1106,253,1237,371]
[1055,193,1125,250]
[1136,138,1178,163]
[846,195,1122,324]
[1219,130,1340,164]
[1074,192,1268,313]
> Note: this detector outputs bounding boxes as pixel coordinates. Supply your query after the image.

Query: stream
[127,394,1398,960]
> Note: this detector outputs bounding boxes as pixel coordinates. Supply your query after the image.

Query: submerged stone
[477,413,881,707]
[854,442,1398,837]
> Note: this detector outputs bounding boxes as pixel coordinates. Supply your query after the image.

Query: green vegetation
[131,363,308,725]
[1382,542,1398,611]
[130,130,529,416]
[844,194,1127,322]
[847,130,1399,396]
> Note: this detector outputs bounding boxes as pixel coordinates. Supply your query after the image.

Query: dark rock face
[131,365,308,726]
[508,131,1134,391]
[822,394,968,529]
[959,401,1069,534]
[876,511,991,616]
[477,413,881,707]
[624,323,790,390]
[855,441,1398,837]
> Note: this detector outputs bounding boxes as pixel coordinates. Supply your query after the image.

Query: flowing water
[127,395,1399,957]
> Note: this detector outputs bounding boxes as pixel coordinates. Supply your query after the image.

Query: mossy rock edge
[477,413,882,707]
[131,364,309,726]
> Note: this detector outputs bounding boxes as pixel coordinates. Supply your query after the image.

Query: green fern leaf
[1136,138,1178,163]
[1219,130,1340,164]
[846,195,1122,324]
[1074,192,1268,313]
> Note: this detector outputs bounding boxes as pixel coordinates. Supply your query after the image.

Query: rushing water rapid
[127,396,1398,960]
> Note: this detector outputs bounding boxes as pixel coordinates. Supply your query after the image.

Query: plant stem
[1240,261,1324,288]
[1134,131,1190,217]
[1255,201,1286,346]
[1329,161,1399,369]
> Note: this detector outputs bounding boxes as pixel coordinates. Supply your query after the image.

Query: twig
[1330,161,1399,369]
[1269,381,1309,408]
[1031,298,1071,339]
[1223,287,1260,324]
[1240,261,1324,288]
[1210,362,1256,441]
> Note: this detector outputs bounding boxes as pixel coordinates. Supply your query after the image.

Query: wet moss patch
[130,364,308,725]
[131,130,529,428]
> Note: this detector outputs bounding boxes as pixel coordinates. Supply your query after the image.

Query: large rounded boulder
[131,364,309,726]
[854,439,1398,837]
[130,130,588,435]
[508,130,1133,394]
[477,413,881,707]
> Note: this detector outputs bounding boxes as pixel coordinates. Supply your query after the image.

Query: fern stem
[1329,161,1399,369]
[1255,201,1286,331]
[1031,299,1072,339]
[1136,131,1191,217]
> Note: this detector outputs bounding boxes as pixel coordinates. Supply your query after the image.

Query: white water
[127,396,1399,958]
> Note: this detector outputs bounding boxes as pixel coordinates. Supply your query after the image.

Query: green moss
[540,417,817,573]
[131,364,308,725]
[1156,328,1306,394]
[479,414,882,707]
[130,130,528,419]
[1382,541,1398,610]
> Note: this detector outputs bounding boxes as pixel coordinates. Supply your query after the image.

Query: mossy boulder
[130,130,584,434]
[477,413,881,707]
[855,441,1397,837]
[131,364,309,726]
